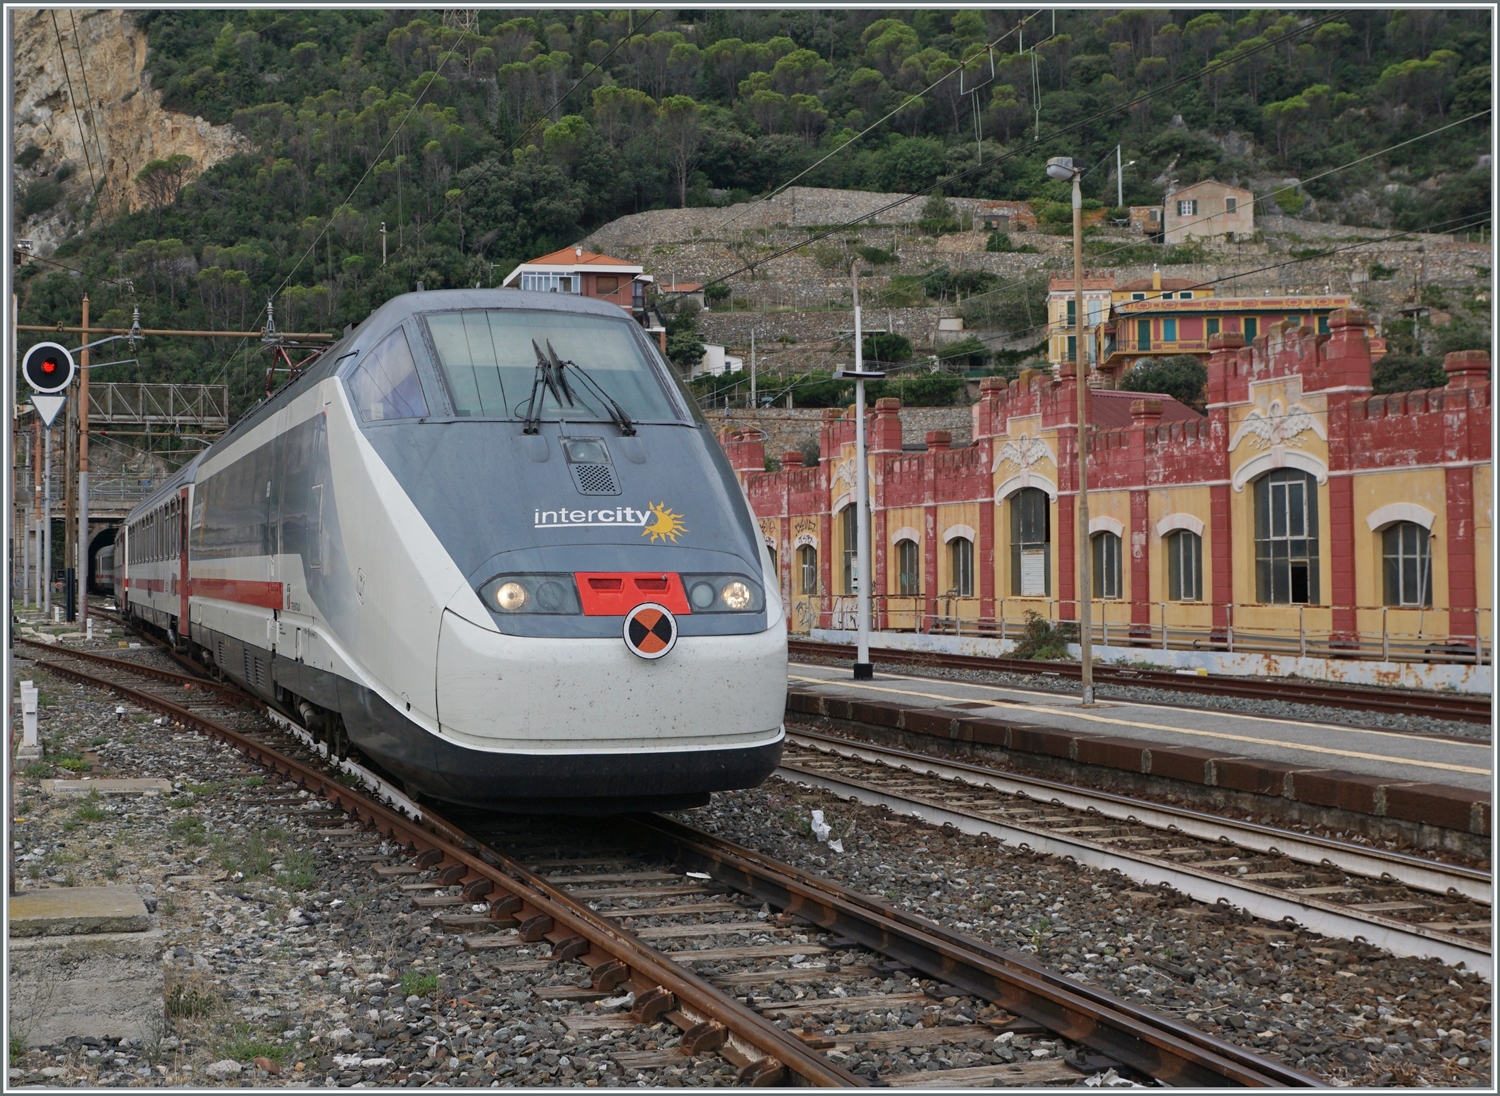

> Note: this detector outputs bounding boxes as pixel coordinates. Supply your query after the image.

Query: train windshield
[424,309,680,422]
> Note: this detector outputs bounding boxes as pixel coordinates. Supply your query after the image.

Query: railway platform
[787,662,1492,791]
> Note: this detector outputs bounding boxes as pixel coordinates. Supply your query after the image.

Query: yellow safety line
[787,673,1492,777]
[789,662,1492,750]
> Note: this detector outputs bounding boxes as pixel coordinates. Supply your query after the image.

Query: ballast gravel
[675,782,1493,1088]
[9,655,745,1088]
[793,652,1490,741]
[9,631,1490,1089]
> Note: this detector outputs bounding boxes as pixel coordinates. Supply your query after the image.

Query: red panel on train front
[574,572,690,616]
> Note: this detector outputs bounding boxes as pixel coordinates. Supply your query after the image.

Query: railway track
[779,729,1492,980]
[787,639,1493,725]
[16,639,1321,1087]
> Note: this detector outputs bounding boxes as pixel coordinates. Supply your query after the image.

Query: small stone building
[1163,180,1254,244]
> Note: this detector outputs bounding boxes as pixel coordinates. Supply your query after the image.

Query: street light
[1114,145,1136,209]
[1046,155,1096,707]
[833,259,885,680]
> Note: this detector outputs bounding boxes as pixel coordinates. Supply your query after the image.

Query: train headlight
[480,574,582,615]
[494,582,528,611]
[721,581,752,610]
[689,581,718,610]
[680,574,763,612]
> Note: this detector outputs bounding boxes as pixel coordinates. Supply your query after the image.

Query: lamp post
[834,259,885,680]
[1047,155,1095,706]
[1114,145,1137,210]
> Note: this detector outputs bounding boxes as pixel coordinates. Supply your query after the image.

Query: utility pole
[32,421,41,609]
[43,421,52,617]
[78,295,90,628]
[834,261,885,681]
[749,329,756,409]
[1047,155,1095,706]
[1116,145,1123,209]
[381,222,388,267]
[63,384,76,621]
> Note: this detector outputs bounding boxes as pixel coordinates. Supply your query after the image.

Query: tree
[936,335,990,370]
[1371,354,1445,394]
[1119,354,1207,408]
[863,331,912,364]
[658,96,702,208]
[667,329,705,372]
[134,154,197,222]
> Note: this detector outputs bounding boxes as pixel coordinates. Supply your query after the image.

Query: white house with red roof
[503,245,666,349]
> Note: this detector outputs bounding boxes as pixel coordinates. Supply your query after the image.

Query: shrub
[985,231,1013,252]
[863,331,912,364]
[704,282,730,304]
[1011,611,1078,660]
[1371,354,1445,394]
[857,245,897,265]
[936,336,991,370]
[867,370,965,406]
[918,193,959,235]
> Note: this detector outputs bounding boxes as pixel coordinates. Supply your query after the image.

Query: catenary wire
[708,208,1491,410]
[662,10,1349,303]
[710,11,1048,234]
[389,11,664,263]
[954,109,1495,310]
[271,43,469,297]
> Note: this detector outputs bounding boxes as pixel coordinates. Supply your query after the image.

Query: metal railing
[792,594,1492,666]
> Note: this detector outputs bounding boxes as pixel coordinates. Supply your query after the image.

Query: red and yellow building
[724,310,1490,659]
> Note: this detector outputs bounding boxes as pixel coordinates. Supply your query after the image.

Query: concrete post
[20,682,41,756]
[79,296,90,630]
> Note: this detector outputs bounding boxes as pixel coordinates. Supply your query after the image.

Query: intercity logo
[534,502,688,543]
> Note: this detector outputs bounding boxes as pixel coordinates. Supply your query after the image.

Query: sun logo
[642,502,688,543]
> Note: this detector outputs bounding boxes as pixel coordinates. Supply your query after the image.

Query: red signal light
[43,358,57,373]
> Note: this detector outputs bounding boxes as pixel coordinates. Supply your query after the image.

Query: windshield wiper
[522,338,576,434]
[544,340,636,436]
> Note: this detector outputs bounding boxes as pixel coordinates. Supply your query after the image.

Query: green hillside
[15,9,1492,416]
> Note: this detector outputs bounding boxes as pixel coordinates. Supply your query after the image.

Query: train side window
[346,326,429,422]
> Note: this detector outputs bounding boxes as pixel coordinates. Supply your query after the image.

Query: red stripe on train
[188,578,286,610]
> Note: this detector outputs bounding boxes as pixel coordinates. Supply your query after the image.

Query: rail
[798,595,1491,666]
[18,634,1319,1087]
[777,732,1491,979]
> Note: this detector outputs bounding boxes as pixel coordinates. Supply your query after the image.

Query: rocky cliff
[12,8,248,254]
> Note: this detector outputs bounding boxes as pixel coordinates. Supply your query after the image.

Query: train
[110,288,787,811]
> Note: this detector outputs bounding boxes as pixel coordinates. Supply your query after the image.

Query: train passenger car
[121,288,786,811]
[95,542,116,598]
[120,473,191,631]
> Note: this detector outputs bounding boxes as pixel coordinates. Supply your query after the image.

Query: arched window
[765,546,778,577]
[1167,530,1203,601]
[949,537,974,597]
[1010,487,1051,596]
[1254,469,1319,604]
[797,545,819,596]
[840,505,858,594]
[1091,531,1123,599]
[896,539,920,596]
[1383,522,1432,607]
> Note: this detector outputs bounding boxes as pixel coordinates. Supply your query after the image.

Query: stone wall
[706,404,973,456]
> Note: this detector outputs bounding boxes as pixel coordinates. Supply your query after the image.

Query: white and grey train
[110,289,786,811]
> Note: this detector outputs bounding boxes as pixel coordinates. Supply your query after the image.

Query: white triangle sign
[30,394,66,428]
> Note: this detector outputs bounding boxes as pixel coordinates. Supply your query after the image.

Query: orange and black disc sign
[623,602,677,660]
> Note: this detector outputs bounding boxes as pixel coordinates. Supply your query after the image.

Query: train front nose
[423,594,787,807]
